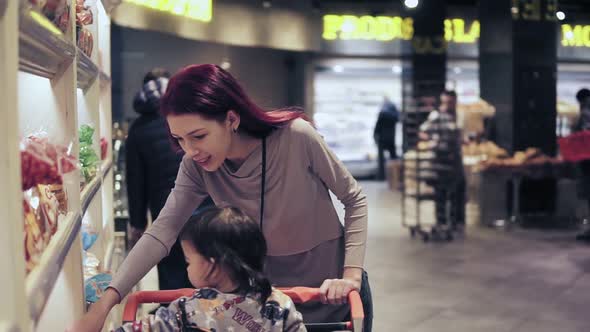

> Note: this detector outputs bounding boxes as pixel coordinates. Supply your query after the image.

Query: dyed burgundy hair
[160,64,307,150]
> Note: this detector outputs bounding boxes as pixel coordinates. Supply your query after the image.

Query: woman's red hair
[160,64,307,151]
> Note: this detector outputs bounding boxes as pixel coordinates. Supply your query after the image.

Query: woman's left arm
[298,121,368,304]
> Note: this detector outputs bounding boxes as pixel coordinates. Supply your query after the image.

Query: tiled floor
[359,181,590,332]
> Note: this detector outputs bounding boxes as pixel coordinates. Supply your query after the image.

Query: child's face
[181,240,216,288]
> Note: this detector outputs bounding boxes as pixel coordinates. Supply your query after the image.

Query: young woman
[69,64,371,332]
[115,207,306,332]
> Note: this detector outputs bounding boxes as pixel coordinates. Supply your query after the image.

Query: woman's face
[167,112,236,172]
[181,240,215,288]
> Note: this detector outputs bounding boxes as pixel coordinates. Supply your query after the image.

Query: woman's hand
[66,288,120,332]
[319,267,363,305]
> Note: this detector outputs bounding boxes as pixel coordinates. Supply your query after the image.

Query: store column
[410,0,447,104]
[479,0,558,221]
[402,0,447,152]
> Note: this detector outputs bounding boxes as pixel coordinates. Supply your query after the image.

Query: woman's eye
[193,135,206,140]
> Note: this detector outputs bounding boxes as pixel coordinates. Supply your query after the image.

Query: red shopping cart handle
[278,287,364,332]
[123,288,194,323]
[123,287,364,331]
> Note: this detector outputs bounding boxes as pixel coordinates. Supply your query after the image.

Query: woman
[69,64,370,331]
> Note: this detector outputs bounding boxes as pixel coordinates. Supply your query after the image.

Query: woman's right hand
[66,288,120,332]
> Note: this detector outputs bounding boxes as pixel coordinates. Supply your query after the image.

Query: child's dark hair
[179,207,272,303]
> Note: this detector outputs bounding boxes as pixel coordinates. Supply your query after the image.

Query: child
[115,207,306,332]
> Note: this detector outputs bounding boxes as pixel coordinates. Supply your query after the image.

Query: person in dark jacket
[374,97,399,180]
[126,68,213,289]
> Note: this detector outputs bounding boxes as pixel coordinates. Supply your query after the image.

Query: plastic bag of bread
[36,184,60,236]
[23,193,45,273]
[20,137,61,190]
[47,184,68,215]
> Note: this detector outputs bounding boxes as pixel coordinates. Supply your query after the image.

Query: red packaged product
[77,27,93,57]
[20,137,62,191]
[100,137,108,160]
[75,0,93,26]
[54,4,70,34]
[42,0,66,21]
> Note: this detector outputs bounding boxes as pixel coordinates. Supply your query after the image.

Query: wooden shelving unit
[0,1,117,331]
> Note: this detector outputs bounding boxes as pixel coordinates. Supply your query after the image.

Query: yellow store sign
[323,15,478,44]
[323,15,414,41]
[561,24,590,47]
[323,15,590,48]
[124,0,212,22]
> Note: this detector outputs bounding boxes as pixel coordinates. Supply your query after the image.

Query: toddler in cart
[114,207,306,332]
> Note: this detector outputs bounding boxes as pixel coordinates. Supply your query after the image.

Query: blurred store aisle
[359,181,590,332]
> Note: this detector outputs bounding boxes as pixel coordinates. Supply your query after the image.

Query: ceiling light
[556,11,565,21]
[404,0,419,9]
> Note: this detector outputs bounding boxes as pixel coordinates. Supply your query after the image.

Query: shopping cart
[123,287,364,332]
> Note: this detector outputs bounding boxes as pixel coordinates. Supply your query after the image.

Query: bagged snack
[75,0,93,26]
[37,184,60,236]
[21,135,77,190]
[81,221,98,251]
[85,273,112,303]
[42,0,66,21]
[83,251,101,280]
[54,4,70,34]
[21,137,62,190]
[47,184,68,215]
[29,136,77,175]
[77,27,93,57]
[23,195,45,273]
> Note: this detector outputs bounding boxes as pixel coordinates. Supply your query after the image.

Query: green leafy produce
[79,125,99,183]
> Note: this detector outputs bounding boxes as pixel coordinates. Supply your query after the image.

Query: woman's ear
[226,110,240,132]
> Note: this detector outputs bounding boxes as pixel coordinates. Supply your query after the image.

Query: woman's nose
[185,141,200,157]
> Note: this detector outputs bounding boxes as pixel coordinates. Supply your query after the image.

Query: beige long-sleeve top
[110,119,368,308]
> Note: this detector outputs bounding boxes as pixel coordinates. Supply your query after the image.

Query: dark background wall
[111,25,309,122]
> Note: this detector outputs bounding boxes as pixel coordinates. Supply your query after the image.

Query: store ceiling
[315,0,590,13]
[313,0,590,20]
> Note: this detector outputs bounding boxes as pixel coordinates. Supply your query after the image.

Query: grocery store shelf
[77,49,98,90]
[0,0,7,18]
[101,159,113,180]
[0,321,19,332]
[25,211,82,324]
[81,174,101,215]
[99,71,111,87]
[19,3,75,78]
